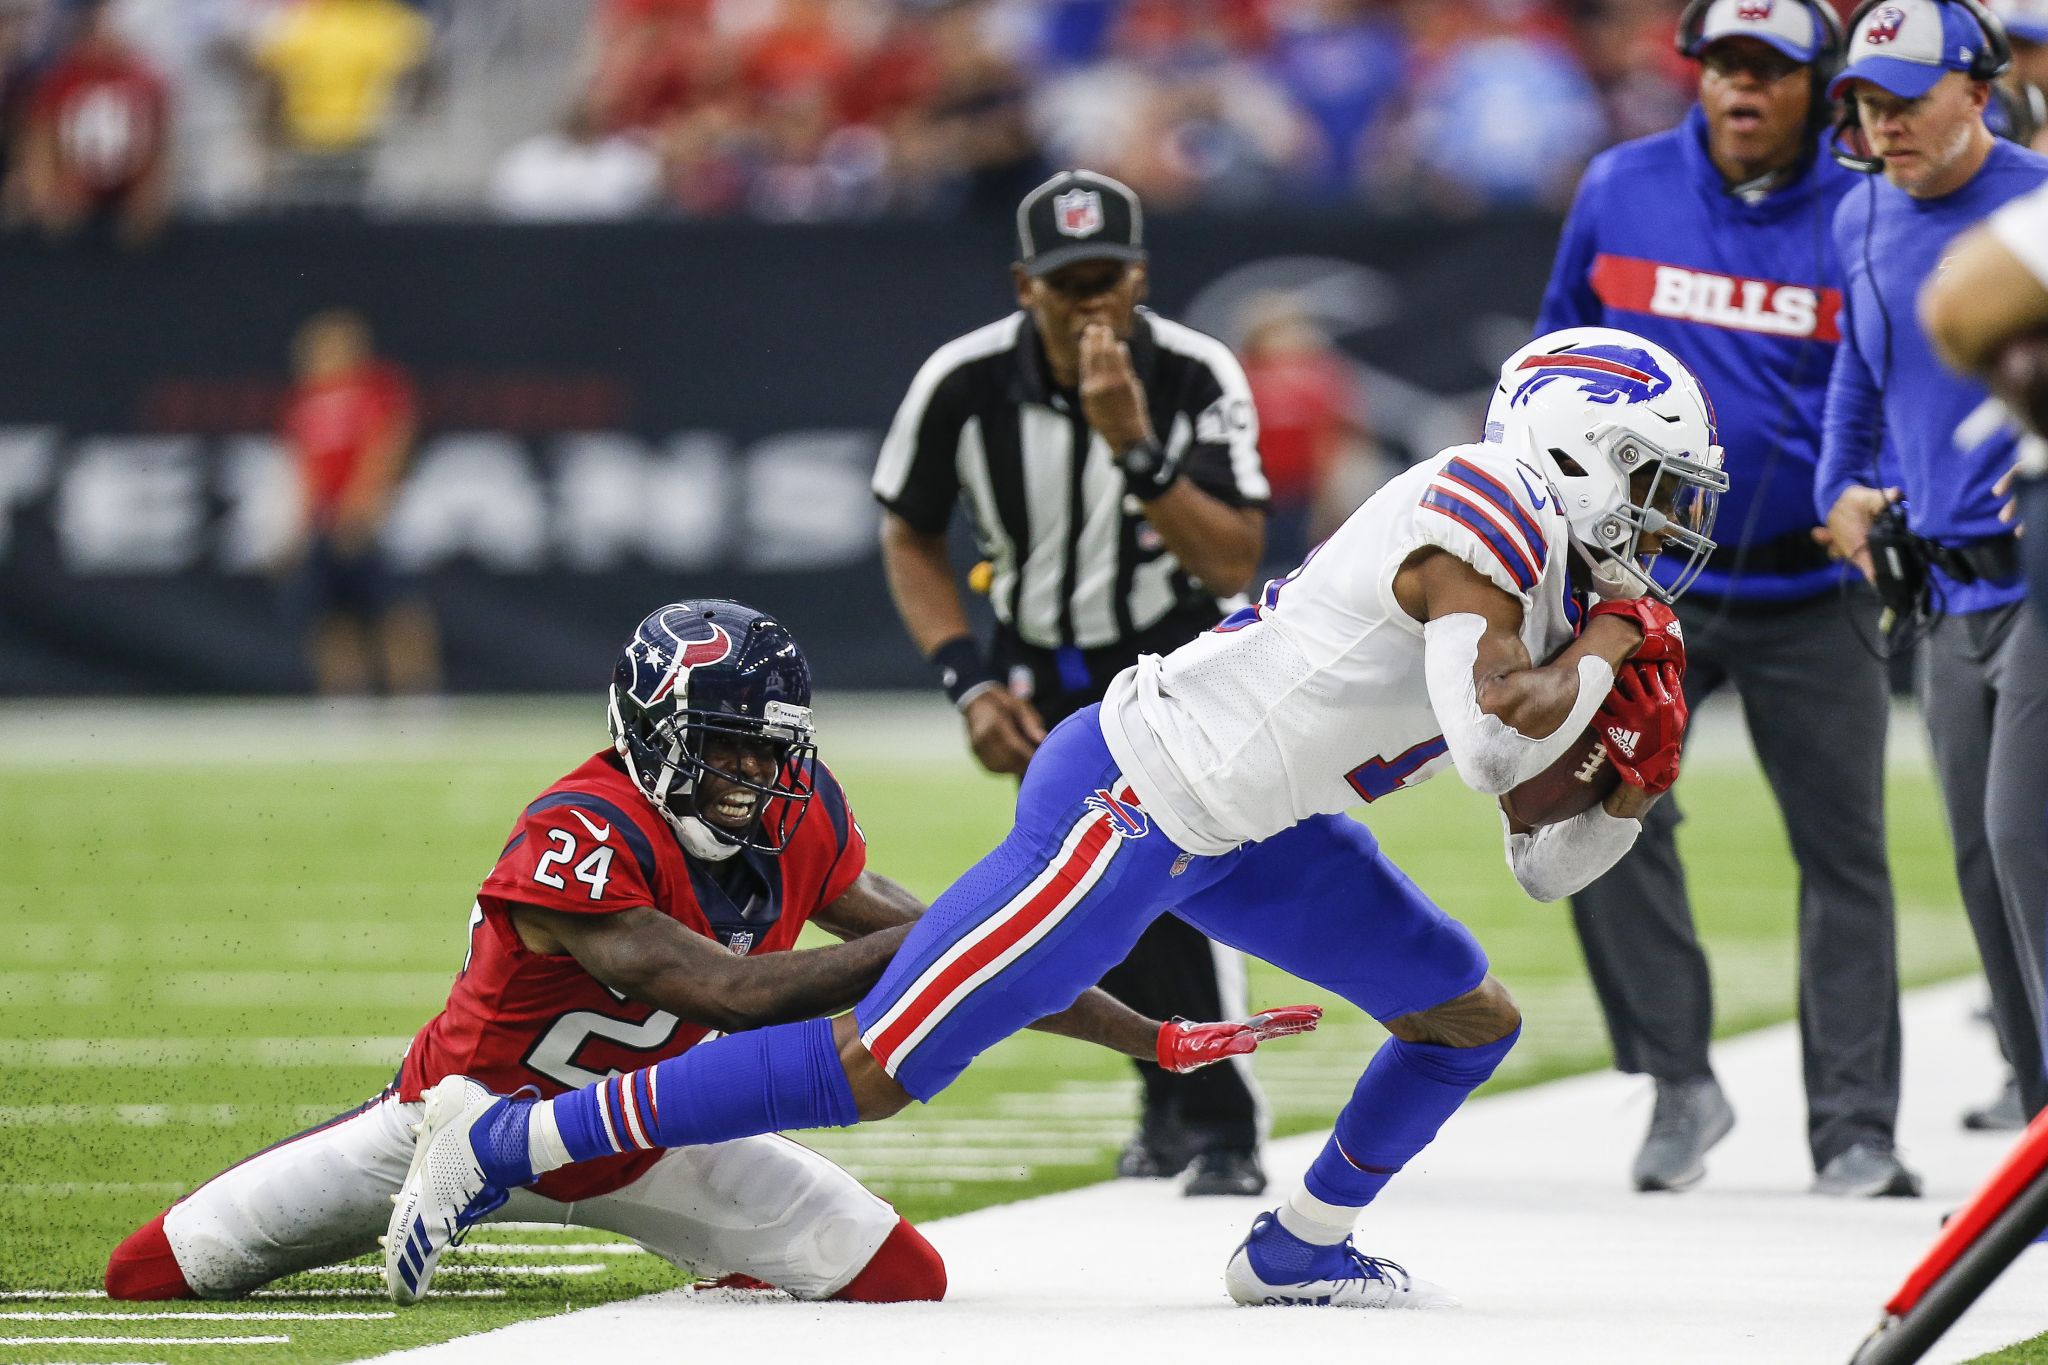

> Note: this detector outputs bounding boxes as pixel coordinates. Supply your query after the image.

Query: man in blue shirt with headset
[1539,0,1914,1198]
[1817,0,2048,1137]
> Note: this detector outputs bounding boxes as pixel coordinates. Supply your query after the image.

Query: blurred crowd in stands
[0,0,1845,232]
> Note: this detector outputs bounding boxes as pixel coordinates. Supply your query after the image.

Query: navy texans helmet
[607,600,817,857]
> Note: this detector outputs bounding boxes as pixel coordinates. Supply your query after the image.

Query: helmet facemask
[610,687,818,857]
[1551,423,1727,603]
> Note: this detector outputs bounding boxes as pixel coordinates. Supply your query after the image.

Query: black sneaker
[1183,1147,1266,1197]
[1116,1113,1192,1179]
[1116,1136,1188,1178]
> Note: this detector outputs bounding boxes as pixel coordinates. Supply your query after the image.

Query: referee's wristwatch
[1116,436,1182,501]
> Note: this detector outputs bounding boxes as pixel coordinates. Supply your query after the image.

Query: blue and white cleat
[383,1076,515,1305]
[1223,1211,1459,1309]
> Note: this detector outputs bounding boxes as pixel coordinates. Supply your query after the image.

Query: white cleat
[1224,1212,1459,1309]
[384,1076,510,1305]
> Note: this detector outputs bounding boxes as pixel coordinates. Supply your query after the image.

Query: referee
[871,170,1273,1195]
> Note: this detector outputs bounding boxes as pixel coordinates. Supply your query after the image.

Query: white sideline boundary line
[374,980,2048,1365]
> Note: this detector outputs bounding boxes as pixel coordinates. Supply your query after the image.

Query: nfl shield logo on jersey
[726,930,756,955]
[1054,188,1104,238]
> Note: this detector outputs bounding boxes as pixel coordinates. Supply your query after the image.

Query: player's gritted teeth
[709,790,758,825]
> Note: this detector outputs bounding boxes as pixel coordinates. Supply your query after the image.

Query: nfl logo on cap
[1015,170,1147,277]
[1054,188,1103,238]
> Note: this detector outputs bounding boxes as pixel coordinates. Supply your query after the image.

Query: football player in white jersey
[383,326,1726,1310]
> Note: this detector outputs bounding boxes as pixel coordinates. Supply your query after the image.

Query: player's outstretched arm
[1394,548,1642,795]
[815,872,1320,1067]
[509,902,911,1034]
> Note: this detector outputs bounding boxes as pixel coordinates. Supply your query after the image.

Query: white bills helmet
[1484,327,1728,602]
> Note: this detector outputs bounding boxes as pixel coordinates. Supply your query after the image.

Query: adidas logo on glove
[1603,726,1643,759]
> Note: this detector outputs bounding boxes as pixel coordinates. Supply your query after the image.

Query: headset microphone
[1831,0,2016,172]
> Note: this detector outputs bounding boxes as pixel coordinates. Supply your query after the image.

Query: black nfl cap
[1016,170,1147,277]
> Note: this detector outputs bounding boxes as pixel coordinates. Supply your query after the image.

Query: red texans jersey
[398,748,864,1201]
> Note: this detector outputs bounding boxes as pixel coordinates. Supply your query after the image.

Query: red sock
[105,1211,193,1301]
[831,1217,946,1303]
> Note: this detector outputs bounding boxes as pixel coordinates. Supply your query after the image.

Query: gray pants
[1569,588,1900,1169]
[1919,601,2048,1116]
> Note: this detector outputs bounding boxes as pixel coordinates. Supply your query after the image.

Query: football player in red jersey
[107,600,1315,1305]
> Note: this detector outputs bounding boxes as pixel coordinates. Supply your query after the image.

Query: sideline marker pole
[1849,1109,2048,1365]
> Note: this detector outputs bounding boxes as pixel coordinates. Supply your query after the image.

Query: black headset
[1830,0,2015,171]
[1676,0,1849,138]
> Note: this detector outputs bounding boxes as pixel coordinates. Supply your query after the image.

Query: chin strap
[674,814,744,861]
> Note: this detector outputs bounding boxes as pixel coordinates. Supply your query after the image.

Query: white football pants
[162,1093,897,1300]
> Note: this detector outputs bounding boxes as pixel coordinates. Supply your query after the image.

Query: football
[1501,726,1619,827]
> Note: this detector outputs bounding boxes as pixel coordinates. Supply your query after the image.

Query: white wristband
[1424,614,1615,796]
[1503,804,1641,902]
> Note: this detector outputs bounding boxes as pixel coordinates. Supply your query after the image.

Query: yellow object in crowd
[968,560,995,595]
[256,0,431,152]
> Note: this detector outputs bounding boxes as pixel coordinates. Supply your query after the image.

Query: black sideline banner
[0,213,1559,694]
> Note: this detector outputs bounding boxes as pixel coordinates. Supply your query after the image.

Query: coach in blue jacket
[1817,0,2048,1135]
[1538,0,1913,1198]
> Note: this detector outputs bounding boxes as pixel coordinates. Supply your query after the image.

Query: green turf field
[0,697,1995,1363]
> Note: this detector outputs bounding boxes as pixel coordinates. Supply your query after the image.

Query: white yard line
[0,1311,392,1321]
[375,980,2048,1365]
[0,1337,289,1346]
[0,1038,410,1067]
[253,1290,506,1300]
[448,1244,643,1256]
[0,1290,509,1302]
[304,1265,604,1278]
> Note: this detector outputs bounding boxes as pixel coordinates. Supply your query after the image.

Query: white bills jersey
[1099,442,1583,854]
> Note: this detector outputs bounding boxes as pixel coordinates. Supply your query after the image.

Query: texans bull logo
[645,620,734,702]
[1864,5,1907,44]
[1511,344,1674,409]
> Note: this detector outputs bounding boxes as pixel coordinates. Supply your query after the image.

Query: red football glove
[1156,1005,1324,1074]
[1595,660,1687,796]
[1587,596,1686,674]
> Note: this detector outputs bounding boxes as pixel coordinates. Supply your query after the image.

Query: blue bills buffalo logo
[1086,786,1149,839]
[1510,344,1673,409]
[1865,5,1908,44]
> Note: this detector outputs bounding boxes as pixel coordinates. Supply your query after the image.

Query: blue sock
[548,1018,858,1169]
[1302,1027,1520,1212]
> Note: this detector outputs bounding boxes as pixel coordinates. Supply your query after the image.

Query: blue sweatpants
[855,706,1489,1101]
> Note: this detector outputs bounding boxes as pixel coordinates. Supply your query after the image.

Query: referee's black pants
[994,617,1264,1156]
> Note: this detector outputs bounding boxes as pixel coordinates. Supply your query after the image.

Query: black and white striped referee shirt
[872,307,1269,651]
